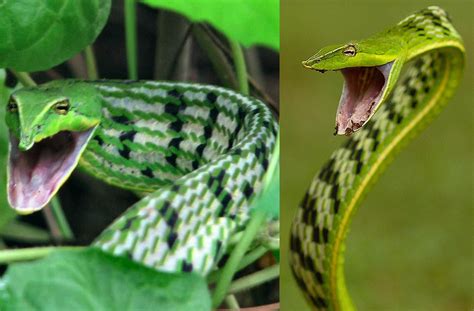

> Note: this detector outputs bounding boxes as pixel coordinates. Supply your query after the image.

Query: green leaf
[0,0,111,71]
[141,0,279,50]
[0,248,211,311]
[251,133,279,218]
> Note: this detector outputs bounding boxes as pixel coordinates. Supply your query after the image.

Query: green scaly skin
[5,80,277,275]
[290,6,464,310]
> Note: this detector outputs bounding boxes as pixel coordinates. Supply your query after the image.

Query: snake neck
[290,6,464,311]
[78,80,267,193]
[395,6,463,59]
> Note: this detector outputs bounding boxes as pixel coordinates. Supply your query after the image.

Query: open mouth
[7,128,96,214]
[335,62,393,135]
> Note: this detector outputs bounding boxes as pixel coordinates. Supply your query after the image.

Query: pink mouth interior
[8,128,95,213]
[335,62,393,135]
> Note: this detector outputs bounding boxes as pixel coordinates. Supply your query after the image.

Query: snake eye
[343,45,357,57]
[7,97,17,113]
[53,99,70,115]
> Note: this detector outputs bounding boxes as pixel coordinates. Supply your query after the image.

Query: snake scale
[290,6,464,310]
[5,80,277,275]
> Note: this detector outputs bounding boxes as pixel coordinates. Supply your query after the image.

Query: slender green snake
[290,6,464,310]
[5,80,277,275]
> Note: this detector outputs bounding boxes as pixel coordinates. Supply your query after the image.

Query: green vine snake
[5,80,277,275]
[290,6,464,310]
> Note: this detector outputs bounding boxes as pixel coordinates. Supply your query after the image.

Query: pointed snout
[302,60,313,69]
[19,133,34,151]
[301,57,320,69]
[302,58,327,73]
[302,57,328,73]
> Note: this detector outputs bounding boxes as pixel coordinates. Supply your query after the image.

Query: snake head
[302,37,405,135]
[5,81,102,214]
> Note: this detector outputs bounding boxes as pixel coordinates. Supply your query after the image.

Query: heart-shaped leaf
[0,0,111,71]
[0,248,211,311]
[141,0,279,50]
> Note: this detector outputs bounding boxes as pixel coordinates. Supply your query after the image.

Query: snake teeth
[335,61,394,135]
[7,128,96,214]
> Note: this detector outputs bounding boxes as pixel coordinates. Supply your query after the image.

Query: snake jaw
[7,127,97,214]
[335,61,394,135]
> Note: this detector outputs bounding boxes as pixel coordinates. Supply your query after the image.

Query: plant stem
[124,0,138,80]
[224,295,240,310]
[0,220,50,243]
[208,245,268,284]
[43,206,62,242]
[211,209,268,308]
[154,11,192,80]
[67,53,88,79]
[192,25,237,89]
[228,264,279,295]
[197,27,278,110]
[10,70,36,87]
[0,246,82,264]
[84,45,99,79]
[50,197,74,240]
[228,231,244,246]
[229,40,249,95]
[238,245,268,269]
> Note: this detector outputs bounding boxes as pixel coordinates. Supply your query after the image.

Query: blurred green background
[280,0,473,310]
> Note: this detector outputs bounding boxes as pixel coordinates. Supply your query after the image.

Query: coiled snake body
[6,80,277,275]
[290,6,464,310]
